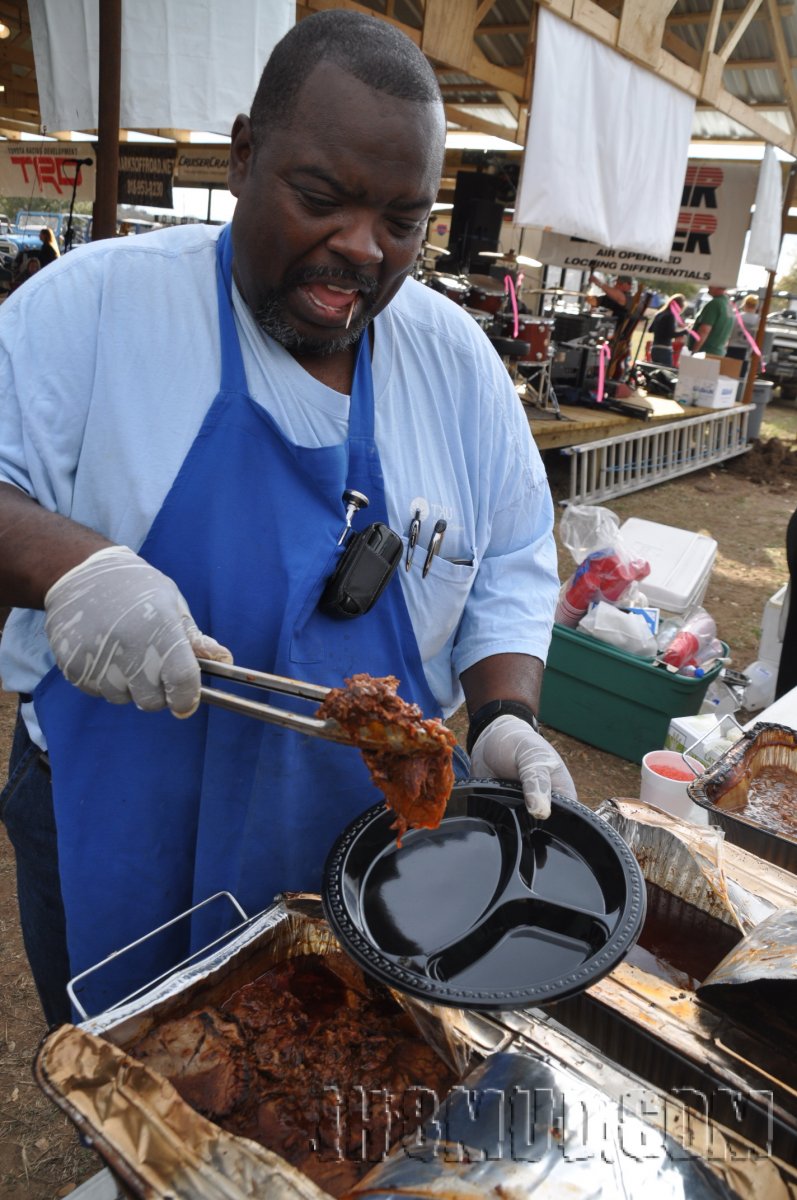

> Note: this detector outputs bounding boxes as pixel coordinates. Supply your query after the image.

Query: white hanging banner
[746,145,783,273]
[535,162,758,287]
[29,0,294,135]
[516,9,695,259]
[0,142,96,202]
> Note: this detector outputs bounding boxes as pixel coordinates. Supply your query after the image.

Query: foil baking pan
[35,896,481,1200]
[687,723,797,874]
[544,800,797,1166]
[35,889,797,1197]
[351,1047,752,1198]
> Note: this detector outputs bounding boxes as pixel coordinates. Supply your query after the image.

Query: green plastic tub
[539,624,725,764]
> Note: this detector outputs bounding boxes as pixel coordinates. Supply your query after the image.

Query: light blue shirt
[0,223,559,745]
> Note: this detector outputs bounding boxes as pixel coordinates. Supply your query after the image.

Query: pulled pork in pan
[316,673,455,843]
[130,953,457,1196]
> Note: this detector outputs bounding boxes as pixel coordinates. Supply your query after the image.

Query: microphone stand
[62,159,92,252]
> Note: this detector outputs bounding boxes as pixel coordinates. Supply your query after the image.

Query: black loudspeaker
[446,172,504,274]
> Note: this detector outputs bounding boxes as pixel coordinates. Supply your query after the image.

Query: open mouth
[299,280,361,326]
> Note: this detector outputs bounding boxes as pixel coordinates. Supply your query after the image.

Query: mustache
[284,264,379,296]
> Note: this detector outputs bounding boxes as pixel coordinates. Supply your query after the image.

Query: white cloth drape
[516,9,695,259]
[746,145,783,273]
[29,0,294,135]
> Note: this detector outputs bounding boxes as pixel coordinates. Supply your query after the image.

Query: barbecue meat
[316,673,456,842]
[129,954,457,1197]
[131,1008,249,1118]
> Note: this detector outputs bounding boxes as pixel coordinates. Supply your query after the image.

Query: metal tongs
[197,659,442,754]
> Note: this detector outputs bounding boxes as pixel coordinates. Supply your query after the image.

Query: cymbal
[478,250,542,268]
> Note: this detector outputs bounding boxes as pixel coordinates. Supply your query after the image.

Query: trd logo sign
[9,155,86,193]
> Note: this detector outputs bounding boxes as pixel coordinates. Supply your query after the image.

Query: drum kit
[419,244,560,415]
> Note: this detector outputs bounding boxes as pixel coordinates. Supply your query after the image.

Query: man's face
[228,62,445,358]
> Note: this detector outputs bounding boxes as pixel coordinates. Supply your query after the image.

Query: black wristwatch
[466,699,539,755]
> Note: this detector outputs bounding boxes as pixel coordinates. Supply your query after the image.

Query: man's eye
[390,217,423,236]
[299,190,337,211]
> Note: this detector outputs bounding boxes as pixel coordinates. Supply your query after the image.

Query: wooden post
[740,161,797,407]
[92,0,122,241]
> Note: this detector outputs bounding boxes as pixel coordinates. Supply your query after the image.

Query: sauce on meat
[316,673,456,843]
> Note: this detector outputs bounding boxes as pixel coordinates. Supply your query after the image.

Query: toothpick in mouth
[345,296,357,329]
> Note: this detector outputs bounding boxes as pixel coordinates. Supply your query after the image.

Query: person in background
[37,227,60,268]
[0,9,574,1025]
[588,272,633,328]
[725,293,760,366]
[9,252,41,293]
[648,292,688,367]
[693,285,734,357]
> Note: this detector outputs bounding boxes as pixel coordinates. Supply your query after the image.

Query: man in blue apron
[0,10,574,1024]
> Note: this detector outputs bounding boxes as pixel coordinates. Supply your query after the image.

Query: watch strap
[466,699,539,755]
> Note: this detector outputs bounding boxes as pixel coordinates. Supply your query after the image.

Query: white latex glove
[44,546,233,717]
[469,715,577,819]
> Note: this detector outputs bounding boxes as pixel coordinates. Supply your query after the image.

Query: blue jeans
[650,345,673,367]
[0,707,72,1026]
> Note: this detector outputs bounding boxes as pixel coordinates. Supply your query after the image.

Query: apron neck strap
[215,224,376,449]
[215,225,248,395]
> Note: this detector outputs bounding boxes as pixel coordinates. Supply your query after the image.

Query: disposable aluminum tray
[36,891,795,1199]
[687,722,797,874]
[34,895,504,1200]
[541,800,797,1168]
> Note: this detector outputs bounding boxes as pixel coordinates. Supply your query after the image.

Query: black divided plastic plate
[323,781,646,1010]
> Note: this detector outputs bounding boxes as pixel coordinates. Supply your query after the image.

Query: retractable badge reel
[320,489,403,619]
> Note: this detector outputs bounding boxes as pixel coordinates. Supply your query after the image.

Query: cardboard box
[675,354,741,408]
[665,713,742,766]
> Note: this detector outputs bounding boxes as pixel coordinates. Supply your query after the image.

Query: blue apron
[33,227,444,1014]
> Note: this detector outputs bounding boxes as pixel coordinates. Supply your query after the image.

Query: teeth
[326,283,357,294]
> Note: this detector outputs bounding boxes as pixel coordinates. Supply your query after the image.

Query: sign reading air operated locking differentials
[537,163,759,287]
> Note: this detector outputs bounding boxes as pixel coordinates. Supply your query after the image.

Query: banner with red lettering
[534,162,758,287]
[0,142,95,202]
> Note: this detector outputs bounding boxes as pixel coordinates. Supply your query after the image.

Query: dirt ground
[1,405,796,1196]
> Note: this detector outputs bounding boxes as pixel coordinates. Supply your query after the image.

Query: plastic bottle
[662,609,717,670]
[655,618,681,654]
[677,637,727,677]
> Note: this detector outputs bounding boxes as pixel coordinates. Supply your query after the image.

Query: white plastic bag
[578,602,658,658]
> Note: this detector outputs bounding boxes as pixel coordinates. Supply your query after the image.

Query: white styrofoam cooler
[758,582,788,668]
[620,517,718,614]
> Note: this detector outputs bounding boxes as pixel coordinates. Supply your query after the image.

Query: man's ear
[227,115,254,198]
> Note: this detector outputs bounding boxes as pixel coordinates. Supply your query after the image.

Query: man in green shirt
[694,286,734,356]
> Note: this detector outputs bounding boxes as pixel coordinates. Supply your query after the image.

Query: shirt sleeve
[451,356,559,680]
[0,259,98,515]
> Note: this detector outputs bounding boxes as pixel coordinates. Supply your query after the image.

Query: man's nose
[326,212,383,267]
